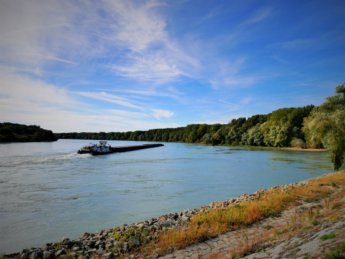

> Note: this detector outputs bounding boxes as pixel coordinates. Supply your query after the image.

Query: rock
[128,236,141,248]
[72,246,81,252]
[102,252,114,259]
[44,243,53,250]
[55,249,66,257]
[82,232,90,239]
[181,215,189,222]
[160,220,173,228]
[123,242,128,252]
[87,240,96,248]
[105,241,114,250]
[43,251,53,259]
[20,251,29,259]
[29,249,42,259]
[87,248,97,257]
[95,240,101,247]
[96,248,105,255]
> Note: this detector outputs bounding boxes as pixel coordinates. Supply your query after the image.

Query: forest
[57,84,345,170]
[0,122,57,143]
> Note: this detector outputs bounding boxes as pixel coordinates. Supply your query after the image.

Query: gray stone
[55,249,66,257]
[20,252,29,259]
[43,251,53,259]
[29,250,42,259]
[128,236,141,247]
[87,240,95,248]
[102,252,114,259]
[72,246,81,252]
[123,242,128,252]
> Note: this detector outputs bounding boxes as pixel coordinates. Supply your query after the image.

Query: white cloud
[104,0,167,52]
[0,69,177,132]
[0,0,198,85]
[109,86,183,100]
[152,109,174,119]
[103,0,198,83]
[111,53,185,83]
[77,91,144,110]
[0,0,86,67]
[211,76,257,89]
[0,68,76,109]
[209,58,258,89]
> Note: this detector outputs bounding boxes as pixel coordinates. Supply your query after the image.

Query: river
[0,139,332,254]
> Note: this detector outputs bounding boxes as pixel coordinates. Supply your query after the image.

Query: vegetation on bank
[0,122,57,143]
[140,171,345,257]
[57,84,345,170]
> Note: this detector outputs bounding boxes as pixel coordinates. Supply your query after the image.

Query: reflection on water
[0,140,332,253]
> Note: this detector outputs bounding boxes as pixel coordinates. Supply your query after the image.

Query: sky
[0,0,345,133]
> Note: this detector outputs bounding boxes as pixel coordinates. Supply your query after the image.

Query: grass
[323,242,345,259]
[141,171,345,256]
[320,233,337,241]
[323,251,345,259]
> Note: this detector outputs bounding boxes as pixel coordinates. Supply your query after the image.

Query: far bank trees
[56,84,345,170]
[303,84,345,170]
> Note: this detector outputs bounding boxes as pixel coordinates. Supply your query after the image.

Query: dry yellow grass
[142,171,345,256]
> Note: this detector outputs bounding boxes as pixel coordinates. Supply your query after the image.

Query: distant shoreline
[221,144,326,152]
[280,147,326,152]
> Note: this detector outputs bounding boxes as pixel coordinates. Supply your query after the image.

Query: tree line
[0,122,57,143]
[57,85,345,170]
[56,106,313,147]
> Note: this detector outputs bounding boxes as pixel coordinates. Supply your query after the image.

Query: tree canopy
[0,122,57,143]
[303,84,345,170]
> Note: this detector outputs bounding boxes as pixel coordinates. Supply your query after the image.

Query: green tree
[303,84,345,170]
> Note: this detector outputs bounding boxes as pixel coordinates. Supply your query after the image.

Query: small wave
[0,152,90,167]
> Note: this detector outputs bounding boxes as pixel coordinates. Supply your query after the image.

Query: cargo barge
[78,141,164,156]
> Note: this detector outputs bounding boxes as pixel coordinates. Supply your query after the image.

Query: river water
[0,139,332,253]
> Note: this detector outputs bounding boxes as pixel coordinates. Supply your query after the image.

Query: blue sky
[0,0,344,132]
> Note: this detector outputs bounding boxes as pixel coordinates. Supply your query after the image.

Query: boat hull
[82,143,164,156]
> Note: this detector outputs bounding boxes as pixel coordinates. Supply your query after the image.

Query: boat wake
[0,152,89,167]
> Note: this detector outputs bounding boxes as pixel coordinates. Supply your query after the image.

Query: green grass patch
[320,233,336,241]
[323,250,345,259]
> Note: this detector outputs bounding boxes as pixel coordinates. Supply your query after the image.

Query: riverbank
[226,144,326,153]
[2,170,344,258]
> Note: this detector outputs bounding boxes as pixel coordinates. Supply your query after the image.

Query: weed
[323,250,345,259]
[332,202,342,210]
[263,224,273,230]
[331,182,338,187]
[323,198,331,210]
[320,233,336,241]
[312,219,320,226]
[338,242,345,252]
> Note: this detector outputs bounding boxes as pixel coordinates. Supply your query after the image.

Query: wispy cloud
[271,38,317,50]
[208,58,258,89]
[109,86,183,100]
[100,0,199,83]
[104,0,167,52]
[242,7,272,25]
[111,53,184,83]
[77,91,144,110]
[0,70,178,132]
[0,68,77,109]
[151,109,174,119]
